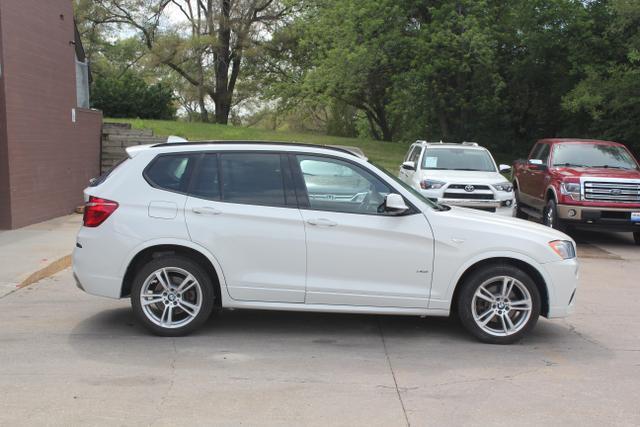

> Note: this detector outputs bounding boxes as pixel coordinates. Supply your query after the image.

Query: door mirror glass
[528,159,547,170]
[499,164,511,172]
[401,161,416,171]
[384,193,409,214]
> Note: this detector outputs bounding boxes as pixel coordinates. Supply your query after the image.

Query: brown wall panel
[0,0,102,229]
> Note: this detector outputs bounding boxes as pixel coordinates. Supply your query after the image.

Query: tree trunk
[198,87,209,122]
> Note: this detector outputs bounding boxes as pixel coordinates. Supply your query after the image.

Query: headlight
[420,179,445,190]
[492,182,513,192]
[560,182,581,201]
[549,240,576,259]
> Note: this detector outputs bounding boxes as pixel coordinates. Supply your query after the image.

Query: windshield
[552,143,639,169]
[421,148,496,172]
[372,162,443,209]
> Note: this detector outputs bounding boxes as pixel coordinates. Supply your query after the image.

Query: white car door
[398,145,421,183]
[295,154,434,308]
[184,152,306,303]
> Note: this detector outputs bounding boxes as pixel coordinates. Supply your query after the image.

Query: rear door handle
[192,207,222,216]
[306,218,338,227]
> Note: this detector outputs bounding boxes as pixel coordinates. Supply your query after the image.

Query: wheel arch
[120,241,225,306]
[546,185,558,202]
[450,257,549,317]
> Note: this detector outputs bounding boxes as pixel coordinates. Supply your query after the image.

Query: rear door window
[145,154,197,193]
[219,153,287,206]
[189,154,221,200]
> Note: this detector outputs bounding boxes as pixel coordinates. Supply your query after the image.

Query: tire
[513,188,528,219]
[131,255,215,336]
[543,198,567,232]
[457,264,541,344]
[634,232,640,246]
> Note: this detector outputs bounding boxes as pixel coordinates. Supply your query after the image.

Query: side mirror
[499,164,511,172]
[528,159,547,170]
[401,161,416,171]
[384,193,409,214]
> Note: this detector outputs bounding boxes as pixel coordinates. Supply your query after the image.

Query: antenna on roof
[167,135,188,143]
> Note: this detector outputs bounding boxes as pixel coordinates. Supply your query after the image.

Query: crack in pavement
[378,319,410,427]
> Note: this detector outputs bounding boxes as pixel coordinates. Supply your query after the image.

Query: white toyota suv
[73,141,578,344]
[399,141,515,215]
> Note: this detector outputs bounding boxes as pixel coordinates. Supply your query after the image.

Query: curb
[17,254,72,289]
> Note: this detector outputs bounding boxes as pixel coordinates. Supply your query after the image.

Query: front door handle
[306,218,338,227]
[192,206,222,216]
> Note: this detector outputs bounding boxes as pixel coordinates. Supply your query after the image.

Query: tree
[89,0,294,124]
[91,71,177,119]
[563,0,640,152]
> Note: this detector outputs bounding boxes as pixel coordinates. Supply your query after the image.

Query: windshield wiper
[590,165,631,170]
[554,162,588,168]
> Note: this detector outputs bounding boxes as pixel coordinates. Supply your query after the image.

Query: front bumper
[557,204,640,231]
[543,257,579,319]
[437,198,514,215]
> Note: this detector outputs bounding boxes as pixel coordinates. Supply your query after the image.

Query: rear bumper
[557,204,640,231]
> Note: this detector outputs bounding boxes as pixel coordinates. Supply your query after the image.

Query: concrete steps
[101,122,166,172]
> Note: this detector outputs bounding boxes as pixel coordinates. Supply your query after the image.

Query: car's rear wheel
[131,256,215,336]
[634,232,640,246]
[457,264,540,344]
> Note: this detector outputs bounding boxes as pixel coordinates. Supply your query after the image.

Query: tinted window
[552,143,639,169]
[145,154,194,192]
[220,153,286,206]
[535,144,550,163]
[421,148,496,172]
[297,155,391,214]
[190,154,221,200]
[407,146,421,163]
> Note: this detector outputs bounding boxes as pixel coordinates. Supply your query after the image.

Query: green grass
[107,118,410,172]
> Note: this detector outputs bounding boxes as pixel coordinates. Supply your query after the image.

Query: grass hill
[107,118,410,172]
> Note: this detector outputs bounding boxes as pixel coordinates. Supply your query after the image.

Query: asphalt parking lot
[1,229,639,426]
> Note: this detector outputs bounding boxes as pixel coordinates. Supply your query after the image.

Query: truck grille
[583,181,640,202]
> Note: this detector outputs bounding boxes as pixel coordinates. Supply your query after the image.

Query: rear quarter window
[144,154,197,193]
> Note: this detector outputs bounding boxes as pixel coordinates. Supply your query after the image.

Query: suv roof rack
[151,140,365,159]
[416,140,480,147]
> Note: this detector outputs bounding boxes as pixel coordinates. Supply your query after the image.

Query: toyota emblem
[611,189,622,195]
[464,185,475,192]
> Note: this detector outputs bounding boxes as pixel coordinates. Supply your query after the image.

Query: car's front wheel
[457,264,541,344]
[131,255,215,336]
[543,198,567,232]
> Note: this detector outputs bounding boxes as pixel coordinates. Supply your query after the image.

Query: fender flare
[442,250,555,310]
[118,238,232,303]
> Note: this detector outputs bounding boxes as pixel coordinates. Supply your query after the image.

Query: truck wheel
[543,199,566,232]
[514,189,527,219]
[634,232,640,246]
[457,264,541,344]
[131,256,215,336]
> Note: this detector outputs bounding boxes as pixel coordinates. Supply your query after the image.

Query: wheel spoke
[503,313,515,331]
[142,297,164,306]
[177,275,196,292]
[477,308,495,326]
[510,299,531,311]
[475,286,495,303]
[178,301,197,317]
[503,277,515,298]
[500,315,508,333]
[154,271,171,291]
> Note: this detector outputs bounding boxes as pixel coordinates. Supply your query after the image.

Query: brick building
[0,0,102,229]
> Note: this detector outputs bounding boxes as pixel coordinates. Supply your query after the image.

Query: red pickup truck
[512,138,640,244]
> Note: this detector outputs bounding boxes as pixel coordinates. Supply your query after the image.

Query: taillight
[83,196,119,227]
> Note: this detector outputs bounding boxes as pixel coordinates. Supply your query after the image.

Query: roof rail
[150,140,363,158]
[462,141,479,146]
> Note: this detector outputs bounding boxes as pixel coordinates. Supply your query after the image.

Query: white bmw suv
[399,141,515,215]
[73,141,578,344]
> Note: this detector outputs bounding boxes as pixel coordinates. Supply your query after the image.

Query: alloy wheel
[139,267,203,329]
[471,276,533,337]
